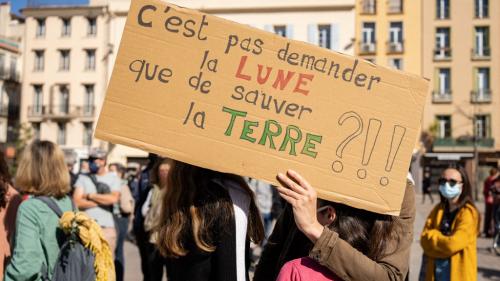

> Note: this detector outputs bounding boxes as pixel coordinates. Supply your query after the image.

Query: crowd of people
[0,140,496,281]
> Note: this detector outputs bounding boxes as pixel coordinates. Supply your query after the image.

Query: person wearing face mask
[73,149,123,254]
[420,167,479,281]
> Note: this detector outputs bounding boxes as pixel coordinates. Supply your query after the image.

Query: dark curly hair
[0,150,12,208]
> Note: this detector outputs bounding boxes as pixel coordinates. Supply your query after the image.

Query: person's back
[5,197,72,280]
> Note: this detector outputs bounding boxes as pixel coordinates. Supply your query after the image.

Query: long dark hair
[155,160,264,257]
[0,150,12,208]
[320,200,401,261]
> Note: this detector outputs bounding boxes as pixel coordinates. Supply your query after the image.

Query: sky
[10,0,88,15]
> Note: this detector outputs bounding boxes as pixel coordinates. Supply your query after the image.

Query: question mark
[332,111,363,173]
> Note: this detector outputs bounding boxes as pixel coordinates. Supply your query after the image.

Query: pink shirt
[277,257,342,281]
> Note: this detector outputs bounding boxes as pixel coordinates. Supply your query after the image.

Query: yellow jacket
[420,202,478,281]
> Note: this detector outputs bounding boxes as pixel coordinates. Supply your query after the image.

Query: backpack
[35,196,96,281]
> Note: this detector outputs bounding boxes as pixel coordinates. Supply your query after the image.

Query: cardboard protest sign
[95,0,429,215]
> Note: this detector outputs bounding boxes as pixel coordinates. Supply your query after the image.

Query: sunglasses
[438,177,462,187]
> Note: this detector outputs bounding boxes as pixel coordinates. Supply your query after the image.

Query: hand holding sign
[96,0,429,215]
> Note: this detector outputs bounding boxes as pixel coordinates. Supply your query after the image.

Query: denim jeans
[434,259,451,281]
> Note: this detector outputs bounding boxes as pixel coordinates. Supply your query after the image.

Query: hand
[276,170,324,242]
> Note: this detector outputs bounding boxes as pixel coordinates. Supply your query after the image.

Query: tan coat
[0,186,22,281]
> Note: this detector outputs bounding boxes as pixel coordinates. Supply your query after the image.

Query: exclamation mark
[357,119,382,179]
[380,125,406,186]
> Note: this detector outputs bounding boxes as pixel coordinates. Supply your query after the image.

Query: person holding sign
[254,170,415,281]
[276,199,400,281]
[153,161,264,281]
[420,167,479,281]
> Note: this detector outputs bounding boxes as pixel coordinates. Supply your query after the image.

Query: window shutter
[307,24,318,45]
[330,23,340,51]
[473,68,478,91]
[286,25,294,39]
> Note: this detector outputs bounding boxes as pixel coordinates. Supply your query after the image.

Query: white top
[219,179,250,281]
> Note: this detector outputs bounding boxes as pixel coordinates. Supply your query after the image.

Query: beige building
[19,0,356,165]
[0,2,23,147]
[421,0,500,182]
[354,0,421,74]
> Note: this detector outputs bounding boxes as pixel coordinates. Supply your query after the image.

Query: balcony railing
[471,47,491,60]
[434,138,494,148]
[434,47,452,60]
[387,41,404,54]
[28,105,96,120]
[432,91,452,103]
[0,105,7,117]
[359,42,376,54]
[470,89,491,103]
[361,0,376,14]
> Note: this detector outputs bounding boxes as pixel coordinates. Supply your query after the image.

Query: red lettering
[272,70,296,90]
[235,55,251,81]
[293,73,314,96]
[256,64,272,84]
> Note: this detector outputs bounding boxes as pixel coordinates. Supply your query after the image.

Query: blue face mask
[439,182,462,199]
[89,161,100,174]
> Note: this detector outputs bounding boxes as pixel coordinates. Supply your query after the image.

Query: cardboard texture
[95,0,429,215]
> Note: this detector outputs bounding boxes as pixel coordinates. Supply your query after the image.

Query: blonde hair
[16,140,70,198]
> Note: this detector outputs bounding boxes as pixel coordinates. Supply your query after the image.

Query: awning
[424,153,474,161]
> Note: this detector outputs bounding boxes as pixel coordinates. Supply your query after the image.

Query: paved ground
[125,193,500,281]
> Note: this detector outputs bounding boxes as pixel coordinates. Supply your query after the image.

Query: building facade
[354,0,421,74]
[0,2,23,149]
[421,0,500,189]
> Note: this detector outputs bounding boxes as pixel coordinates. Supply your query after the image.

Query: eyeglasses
[438,177,462,187]
[316,205,330,213]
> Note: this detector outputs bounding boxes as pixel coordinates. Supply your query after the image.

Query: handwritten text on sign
[96,0,429,215]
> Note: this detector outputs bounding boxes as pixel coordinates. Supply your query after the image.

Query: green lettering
[279,125,302,156]
[258,120,282,149]
[222,106,247,136]
[240,120,259,143]
[301,133,322,158]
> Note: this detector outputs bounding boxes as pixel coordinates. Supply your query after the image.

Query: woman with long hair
[277,199,400,280]
[0,151,21,280]
[4,141,73,280]
[420,167,479,281]
[154,160,264,281]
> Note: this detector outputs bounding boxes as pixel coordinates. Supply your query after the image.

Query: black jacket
[165,179,251,281]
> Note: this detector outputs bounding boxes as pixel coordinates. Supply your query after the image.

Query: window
[318,25,331,49]
[436,115,451,138]
[475,0,488,18]
[473,67,490,102]
[33,85,43,115]
[474,115,490,139]
[59,50,70,71]
[388,22,403,53]
[436,68,451,96]
[389,58,403,70]
[87,17,97,36]
[61,18,71,37]
[34,50,44,71]
[361,22,376,53]
[59,85,69,114]
[9,57,16,79]
[434,27,451,59]
[0,54,4,77]
[83,122,93,146]
[36,18,46,37]
[388,0,403,13]
[474,26,490,57]
[436,0,450,19]
[57,123,66,145]
[273,25,287,38]
[85,49,96,71]
[84,84,94,115]
[32,122,41,140]
[361,0,376,14]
